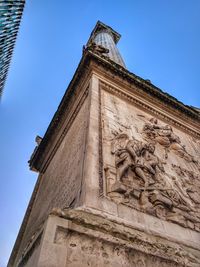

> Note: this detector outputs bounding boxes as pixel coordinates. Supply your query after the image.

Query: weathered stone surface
[16,209,200,267]
[11,96,89,266]
[101,87,200,232]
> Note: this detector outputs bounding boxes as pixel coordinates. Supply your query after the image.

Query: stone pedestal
[16,209,200,267]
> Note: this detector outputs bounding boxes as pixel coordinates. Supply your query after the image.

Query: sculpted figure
[170,176,195,210]
[157,125,177,146]
[143,118,171,149]
[142,117,161,140]
[143,117,197,162]
[111,133,133,180]
[143,117,180,146]
[141,143,164,176]
[109,129,200,230]
[112,133,148,186]
[172,165,200,205]
[112,134,164,188]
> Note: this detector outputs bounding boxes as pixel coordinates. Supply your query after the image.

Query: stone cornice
[29,49,200,172]
[49,208,200,266]
[88,50,200,122]
[29,53,92,172]
[99,81,200,138]
[11,208,200,266]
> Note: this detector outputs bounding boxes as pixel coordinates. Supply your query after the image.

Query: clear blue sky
[1,1,200,265]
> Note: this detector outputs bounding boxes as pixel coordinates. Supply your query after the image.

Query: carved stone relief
[142,117,199,164]
[101,90,200,232]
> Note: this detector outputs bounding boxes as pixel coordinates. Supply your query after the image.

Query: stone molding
[100,80,200,138]
[88,50,200,122]
[31,81,90,173]
[45,209,200,267]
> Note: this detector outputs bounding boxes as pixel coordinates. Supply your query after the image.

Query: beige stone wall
[62,232,177,267]
[13,95,89,266]
[19,239,41,267]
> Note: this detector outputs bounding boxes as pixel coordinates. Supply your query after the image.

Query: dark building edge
[0,0,25,97]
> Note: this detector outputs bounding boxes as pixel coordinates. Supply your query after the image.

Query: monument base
[16,208,200,267]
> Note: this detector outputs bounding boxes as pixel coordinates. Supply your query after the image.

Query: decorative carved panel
[101,89,200,232]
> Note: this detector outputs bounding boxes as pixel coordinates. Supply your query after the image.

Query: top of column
[87,21,126,68]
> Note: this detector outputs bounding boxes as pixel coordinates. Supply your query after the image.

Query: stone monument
[8,21,200,267]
